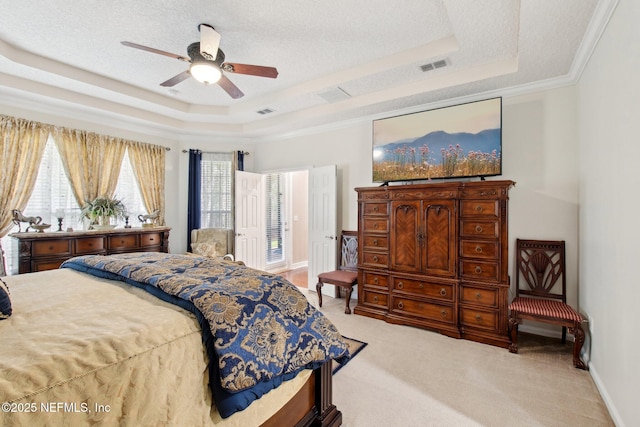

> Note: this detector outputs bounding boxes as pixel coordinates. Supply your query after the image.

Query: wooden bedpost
[313,360,342,427]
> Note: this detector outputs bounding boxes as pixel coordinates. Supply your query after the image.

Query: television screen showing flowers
[372,97,502,183]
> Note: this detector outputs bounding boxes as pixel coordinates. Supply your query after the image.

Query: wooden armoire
[354,180,515,348]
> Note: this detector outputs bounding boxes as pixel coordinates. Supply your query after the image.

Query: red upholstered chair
[508,239,587,369]
[316,231,358,314]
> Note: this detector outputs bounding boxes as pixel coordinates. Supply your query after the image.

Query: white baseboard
[588,363,625,427]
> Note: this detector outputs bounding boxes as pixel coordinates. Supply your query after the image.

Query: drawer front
[140,232,162,247]
[460,200,499,217]
[391,297,454,323]
[362,202,388,216]
[362,234,389,251]
[75,237,105,254]
[362,290,388,308]
[109,235,138,250]
[460,285,498,308]
[362,251,388,268]
[460,307,498,331]
[460,260,499,281]
[393,189,456,200]
[361,271,388,289]
[362,218,389,233]
[32,259,65,272]
[32,240,71,256]
[392,277,454,302]
[460,240,498,259]
[460,220,499,238]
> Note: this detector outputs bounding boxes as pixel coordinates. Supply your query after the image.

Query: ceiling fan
[121,24,278,99]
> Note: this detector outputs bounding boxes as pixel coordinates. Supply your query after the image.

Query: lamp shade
[190,62,222,84]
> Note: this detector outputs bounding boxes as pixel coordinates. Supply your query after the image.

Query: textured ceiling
[0,0,613,139]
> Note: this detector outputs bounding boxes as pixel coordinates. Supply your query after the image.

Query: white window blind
[114,149,147,227]
[265,173,284,265]
[200,152,233,229]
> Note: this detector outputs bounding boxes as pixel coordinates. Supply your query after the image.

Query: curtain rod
[181,150,250,155]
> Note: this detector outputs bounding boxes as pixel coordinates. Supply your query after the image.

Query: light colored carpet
[304,289,614,427]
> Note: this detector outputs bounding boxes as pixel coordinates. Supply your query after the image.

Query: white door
[308,165,337,295]
[235,171,266,270]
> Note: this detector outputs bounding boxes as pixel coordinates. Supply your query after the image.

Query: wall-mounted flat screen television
[372,97,502,183]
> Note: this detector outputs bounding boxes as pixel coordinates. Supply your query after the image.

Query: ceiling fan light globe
[190,62,222,84]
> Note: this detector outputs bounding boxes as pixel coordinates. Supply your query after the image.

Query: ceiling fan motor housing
[188,42,224,65]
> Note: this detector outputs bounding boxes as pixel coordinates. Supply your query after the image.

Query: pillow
[0,277,11,320]
[191,242,223,258]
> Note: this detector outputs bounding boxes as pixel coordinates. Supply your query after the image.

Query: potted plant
[81,196,126,230]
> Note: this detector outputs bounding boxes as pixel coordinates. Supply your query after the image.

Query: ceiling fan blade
[217,74,244,99]
[160,70,191,87]
[222,63,279,78]
[121,41,190,62]
[199,24,221,61]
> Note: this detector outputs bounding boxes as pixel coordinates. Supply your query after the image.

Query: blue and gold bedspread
[61,252,350,417]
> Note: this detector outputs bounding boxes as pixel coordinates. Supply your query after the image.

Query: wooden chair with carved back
[316,231,358,314]
[508,239,587,369]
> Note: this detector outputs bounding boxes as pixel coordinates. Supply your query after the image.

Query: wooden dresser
[354,180,514,348]
[9,227,170,274]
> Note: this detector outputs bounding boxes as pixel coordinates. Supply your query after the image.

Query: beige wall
[578,0,638,425]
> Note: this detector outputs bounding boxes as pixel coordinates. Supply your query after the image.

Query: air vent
[420,58,449,72]
[256,108,275,115]
[318,87,351,103]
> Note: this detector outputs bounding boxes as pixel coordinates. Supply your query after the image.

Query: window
[200,152,233,229]
[265,173,284,265]
[1,138,147,274]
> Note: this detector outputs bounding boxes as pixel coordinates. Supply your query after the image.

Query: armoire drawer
[362,202,388,216]
[460,240,498,259]
[362,234,389,251]
[460,220,499,238]
[361,271,388,289]
[391,277,455,302]
[362,290,388,309]
[460,200,499,217]
[362,218,389,233]
[391,297,454,323]
[459,307,498,331]
[459,260,499,281]
[460,285,499,308]
[362,251,389,268]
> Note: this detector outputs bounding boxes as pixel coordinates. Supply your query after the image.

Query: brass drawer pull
[475,266,483,274]
[374,223,379,229]
[475,225,483,233]
[475,205,483,212]
[475,314,483,322]
[397,281,404,289]
[373,239,378,246]
[440,288,446,296]
[475,246,483,253]
[373,277,378,284]
[373,206,379,212]
[373,255,379,263]
[418,283,424,289]
[440,310,447,318]
[475,292,482,299]
[398,302,404,310]
[373,296,379,303]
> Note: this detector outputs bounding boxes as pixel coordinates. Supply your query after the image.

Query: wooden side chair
[508,239,587,369]
[316,231,358,314]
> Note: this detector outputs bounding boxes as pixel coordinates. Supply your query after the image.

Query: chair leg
[344,286,353,315]
[508,317,519,353]
[570,323,588,370]
[316,281,323,308]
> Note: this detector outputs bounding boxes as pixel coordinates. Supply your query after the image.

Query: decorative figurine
[12,209,43,233]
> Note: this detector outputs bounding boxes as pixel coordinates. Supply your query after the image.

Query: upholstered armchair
[190,228,234,260]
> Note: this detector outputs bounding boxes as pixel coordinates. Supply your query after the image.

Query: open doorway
[265,170,309,278]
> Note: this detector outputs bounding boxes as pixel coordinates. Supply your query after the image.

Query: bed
[0,252,348,426]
